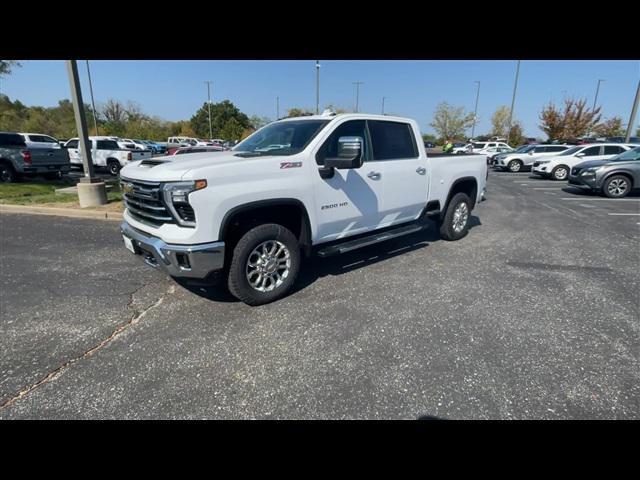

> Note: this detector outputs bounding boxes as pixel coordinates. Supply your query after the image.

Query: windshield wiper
[233,151,267,158]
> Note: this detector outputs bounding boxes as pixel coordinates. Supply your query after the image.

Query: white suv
[532,143,636,180]
[452,141,511,154]
[493,144,571,172]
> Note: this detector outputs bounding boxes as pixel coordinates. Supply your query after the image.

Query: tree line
[429,98,636,146]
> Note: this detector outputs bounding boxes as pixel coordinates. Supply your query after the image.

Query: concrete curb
[0,204,124,221]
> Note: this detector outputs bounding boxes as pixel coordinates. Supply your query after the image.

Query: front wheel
[551,165,569,181]
[507,160,523,172]
[603,175,631,198]
[440,192,472,241]
[107,160,121,176]
[227,223,301,306]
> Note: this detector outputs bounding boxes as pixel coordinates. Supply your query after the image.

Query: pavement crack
[0,283,175,412]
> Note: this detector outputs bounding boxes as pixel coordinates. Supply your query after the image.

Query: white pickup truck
[119,112,487,305]
[65,137,152,175]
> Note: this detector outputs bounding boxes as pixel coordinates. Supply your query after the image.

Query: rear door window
[0,133,27,146]
[367,120,418,161]
[604,145,625,155]
[66,139,79,149]
[582,146,602,156]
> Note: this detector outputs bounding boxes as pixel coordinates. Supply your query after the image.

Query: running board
[317,224,426,257]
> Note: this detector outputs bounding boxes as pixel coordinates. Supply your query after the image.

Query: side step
[317,224,426,257]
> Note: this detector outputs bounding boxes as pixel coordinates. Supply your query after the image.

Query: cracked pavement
[0,172,639,419]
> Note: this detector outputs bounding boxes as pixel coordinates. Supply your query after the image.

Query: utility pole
[276,96,280,119]
[315,61,321,114]
[353,81,364,113]
[85,60,99,136]
[381,96,386,115]
[205,81,213,140]
[506,60,521,144]
[625,78,640,143]
[592,79,605,112]
[471,81,480,139]
[66,60,107,207]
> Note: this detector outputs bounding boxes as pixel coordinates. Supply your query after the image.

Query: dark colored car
[423,141,436,149]
[568,146,640,198]
[606,136,640,144]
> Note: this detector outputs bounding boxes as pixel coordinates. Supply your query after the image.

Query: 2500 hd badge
[321,202,349,210]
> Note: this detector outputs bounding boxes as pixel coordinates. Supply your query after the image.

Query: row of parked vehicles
[491,142,640,198]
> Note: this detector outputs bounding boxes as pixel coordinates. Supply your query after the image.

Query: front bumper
[120,220,225,279]
[567,175,597,190]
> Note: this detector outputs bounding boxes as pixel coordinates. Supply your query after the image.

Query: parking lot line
[533,187,564,190]
[608,213,640,216]
[561,197,640,202]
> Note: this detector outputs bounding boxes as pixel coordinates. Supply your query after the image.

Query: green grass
[0,178,122,206]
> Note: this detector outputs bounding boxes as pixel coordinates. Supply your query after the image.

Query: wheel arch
[602,170,634,188]
[443,176,478,214]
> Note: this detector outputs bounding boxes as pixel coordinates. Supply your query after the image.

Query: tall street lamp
[205,81,213,140]
[471,81,480,139]
[315,61,321,114]
[353,82,364,113]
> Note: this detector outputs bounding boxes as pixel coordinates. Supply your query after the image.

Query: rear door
[366,119,427,226]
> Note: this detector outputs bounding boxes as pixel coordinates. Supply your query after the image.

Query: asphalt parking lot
[0,171,638,419]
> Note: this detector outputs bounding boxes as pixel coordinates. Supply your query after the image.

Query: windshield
[609,146,640,162]
[233,119,330,156]
[559,146,583,156]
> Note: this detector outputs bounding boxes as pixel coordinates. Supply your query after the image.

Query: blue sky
[1,60,638,137]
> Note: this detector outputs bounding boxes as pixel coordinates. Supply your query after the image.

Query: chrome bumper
[120,221,225,279]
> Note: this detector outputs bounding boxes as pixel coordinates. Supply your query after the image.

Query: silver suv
[493,144,571,172]
[568,146,640,198]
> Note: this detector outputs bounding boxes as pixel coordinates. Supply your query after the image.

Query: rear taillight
[127,152,132,161]
[21,150,32,165]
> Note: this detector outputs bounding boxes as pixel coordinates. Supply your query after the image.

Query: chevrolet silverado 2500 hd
[119,112,487,305]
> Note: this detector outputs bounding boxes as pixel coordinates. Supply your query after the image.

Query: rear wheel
[439,192,472,241]
[507,159,523,172]
[551,165,569,181]
[603,175,631,198]
[0,163,17,183]
[227,223,301,306]
[107,160,121,176]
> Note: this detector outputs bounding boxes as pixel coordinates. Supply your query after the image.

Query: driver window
[316,120,367,165]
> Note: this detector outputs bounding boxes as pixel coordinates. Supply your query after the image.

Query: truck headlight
[161,180,207,227]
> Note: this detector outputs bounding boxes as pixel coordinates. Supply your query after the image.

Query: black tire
[107,160,121,176]
[603,175,632,198]
[227,223,301,306]
[0,163,17,183]
[551,165,569,181]
[439,192,472,241]
[507,159,523,172]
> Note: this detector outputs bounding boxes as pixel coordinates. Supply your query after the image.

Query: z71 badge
[280,161,302,169]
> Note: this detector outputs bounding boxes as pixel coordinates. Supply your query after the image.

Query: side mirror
[324,136,363,169]
[576,152,585,157]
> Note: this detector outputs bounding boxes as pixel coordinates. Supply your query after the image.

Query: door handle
[416,167,426,175]
[367,171,381,180]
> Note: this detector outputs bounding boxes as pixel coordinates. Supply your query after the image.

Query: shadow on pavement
[177,216,481,304]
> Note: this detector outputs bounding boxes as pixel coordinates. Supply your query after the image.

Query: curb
[0,204,124,221]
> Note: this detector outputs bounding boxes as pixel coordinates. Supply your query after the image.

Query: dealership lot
[0,171,638,419]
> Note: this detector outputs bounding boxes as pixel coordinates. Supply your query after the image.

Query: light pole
[506,60,521,144]
[66,60,107,207]
[381,96,386,115]
[276,96,280,120]
[205,81,213,140]
[315,61,321,114]
[625,78,640,143]
[471,81,480,139]
[592,79,605,112]
[353,81,364,113]
[85,60,99,136]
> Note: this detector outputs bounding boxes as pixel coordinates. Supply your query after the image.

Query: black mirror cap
[324,136,363,169]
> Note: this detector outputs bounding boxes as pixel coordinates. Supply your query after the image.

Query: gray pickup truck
[0,132,70,182]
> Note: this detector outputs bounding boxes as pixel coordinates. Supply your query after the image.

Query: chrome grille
[121,177,174,226]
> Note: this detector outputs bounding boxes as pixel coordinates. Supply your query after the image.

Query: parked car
[532,143,636,180]
[493,144,571,172]
[135,140,166,155]
[423,141,436,149]
[568,146,640,198]
[606,136,640,144]
[453,141,511,154]
[66,137,152,175]
[0,131,70,182]
[479,146,513,164]
[120,112,488,306]
[19,133,62,150]
[171,145,225,155]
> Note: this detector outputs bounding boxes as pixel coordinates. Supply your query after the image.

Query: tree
[249,115,271,130]
[491,106,512,137]
[429,102,475,141]
[593,117,625,137]
[508,121,525,147]
[539,98,601,141]
[422,134,438,144]
[0,61,21,77]
[286,108,314,118]
[190,100,251,139]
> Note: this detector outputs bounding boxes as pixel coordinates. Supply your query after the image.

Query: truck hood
[119,151,251,181]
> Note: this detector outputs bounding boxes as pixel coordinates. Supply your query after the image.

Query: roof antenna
[321,109,336,117]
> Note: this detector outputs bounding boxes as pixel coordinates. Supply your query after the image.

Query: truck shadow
[177,216,481,303]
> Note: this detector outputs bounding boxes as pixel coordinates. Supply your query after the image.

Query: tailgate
[29,148,70,166]
[131,150,152,161]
